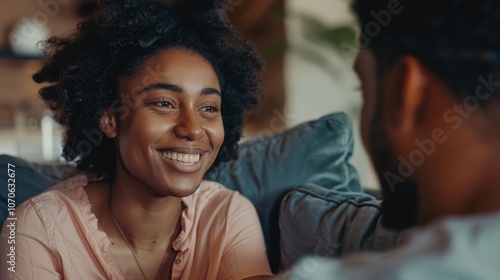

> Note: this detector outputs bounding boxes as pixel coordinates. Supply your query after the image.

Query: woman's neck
[108,174,183,250]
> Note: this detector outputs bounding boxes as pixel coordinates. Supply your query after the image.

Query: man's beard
[369,116,420,231]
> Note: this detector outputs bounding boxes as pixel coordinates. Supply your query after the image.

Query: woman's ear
[100,109,117,138]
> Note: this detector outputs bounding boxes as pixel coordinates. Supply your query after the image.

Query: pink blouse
[1,175,272,280]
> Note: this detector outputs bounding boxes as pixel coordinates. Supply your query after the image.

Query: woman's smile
[157,148,209,173]
[161,151,201,165]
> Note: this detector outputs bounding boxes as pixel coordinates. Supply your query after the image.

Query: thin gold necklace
[110,212,168,280]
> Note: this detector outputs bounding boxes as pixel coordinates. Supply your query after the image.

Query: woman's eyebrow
[139,83,183,93]
[201,88,221,96]
[139,83,221,96]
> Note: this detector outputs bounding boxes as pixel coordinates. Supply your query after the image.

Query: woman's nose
[173,109,203,141]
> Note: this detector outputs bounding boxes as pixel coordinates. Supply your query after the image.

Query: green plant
[292,13,357,74]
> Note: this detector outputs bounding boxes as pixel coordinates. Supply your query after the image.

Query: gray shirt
[278,212,500,280]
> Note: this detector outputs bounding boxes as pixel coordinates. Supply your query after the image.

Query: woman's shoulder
[27,174,88,199]
[15,175,91,222]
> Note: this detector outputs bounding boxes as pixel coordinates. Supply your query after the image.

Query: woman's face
[111,48,224,197]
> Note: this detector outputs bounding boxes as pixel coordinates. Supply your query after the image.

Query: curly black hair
[33,0,263,178]
[353,0,500,102]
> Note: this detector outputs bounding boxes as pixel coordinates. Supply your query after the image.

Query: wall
[285,0,379,189]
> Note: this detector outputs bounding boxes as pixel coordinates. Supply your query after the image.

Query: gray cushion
[279,184,412,269]
[204,112,360,269]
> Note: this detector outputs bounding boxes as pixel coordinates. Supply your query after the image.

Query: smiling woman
[0,0,273,280]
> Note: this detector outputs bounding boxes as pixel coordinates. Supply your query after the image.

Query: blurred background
[0,0,378,189]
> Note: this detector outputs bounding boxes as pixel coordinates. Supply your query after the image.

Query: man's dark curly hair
[33,0,263,178]
[353,0,500,103]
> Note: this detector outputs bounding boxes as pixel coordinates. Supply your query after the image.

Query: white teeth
[161,151,201,164]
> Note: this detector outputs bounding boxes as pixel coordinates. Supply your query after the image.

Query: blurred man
[277,0,500,278]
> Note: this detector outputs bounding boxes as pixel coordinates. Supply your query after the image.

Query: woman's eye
[153,100,174,108]
[201,106,220,113]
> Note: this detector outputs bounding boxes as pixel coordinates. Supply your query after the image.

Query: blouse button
[175,259,181,265]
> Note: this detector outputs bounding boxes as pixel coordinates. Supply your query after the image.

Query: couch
[0,112,411,272]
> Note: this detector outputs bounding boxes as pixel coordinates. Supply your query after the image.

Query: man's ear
[100,109,117,138]
[382,55,429,138]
